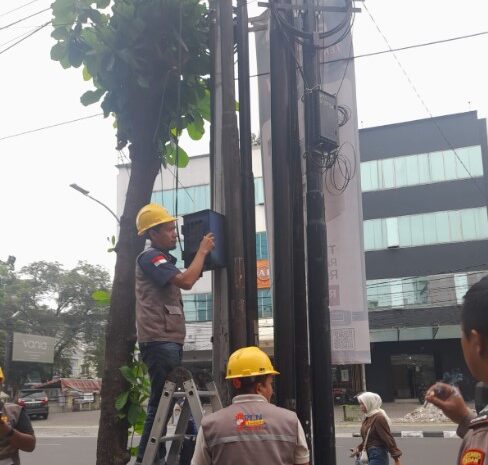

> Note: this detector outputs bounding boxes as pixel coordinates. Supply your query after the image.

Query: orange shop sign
[257,259,270,288]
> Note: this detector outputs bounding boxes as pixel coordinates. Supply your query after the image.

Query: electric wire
[0,7,50,31]
[362,2,488,204]
[0,20,50,55]
[0,113,103,142]
[0,0,43,19]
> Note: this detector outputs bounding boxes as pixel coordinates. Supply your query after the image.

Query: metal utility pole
[302,0,336,464]
[236,0,259,347]
[3,322,13,394]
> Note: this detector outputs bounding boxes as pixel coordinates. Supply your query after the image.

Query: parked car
[16,389,49,419]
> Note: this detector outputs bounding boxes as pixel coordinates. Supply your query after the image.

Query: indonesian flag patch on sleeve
[461,449,485,465]
[151,255,168,267]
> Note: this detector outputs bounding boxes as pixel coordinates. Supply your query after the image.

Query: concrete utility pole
[302,0,336,463]
[236,0,259,347]
[210,0,249,402]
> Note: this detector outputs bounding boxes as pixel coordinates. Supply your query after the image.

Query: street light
[69,183,120,224]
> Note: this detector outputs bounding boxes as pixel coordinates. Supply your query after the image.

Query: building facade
[360,111,488,401]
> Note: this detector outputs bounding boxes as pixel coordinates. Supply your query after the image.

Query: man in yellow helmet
[191,346,310,465]
[0,368,36,465]
[134,203,215,464]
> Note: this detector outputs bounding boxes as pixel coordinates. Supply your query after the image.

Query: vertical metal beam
[302,1,336,464]
[236,0,259,347]
[269,1,296,411]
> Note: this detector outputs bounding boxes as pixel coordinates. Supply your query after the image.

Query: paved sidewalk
[32,401,463,438]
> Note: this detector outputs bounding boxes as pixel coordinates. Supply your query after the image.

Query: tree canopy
[50,0,211,166]
[0,260,111,387]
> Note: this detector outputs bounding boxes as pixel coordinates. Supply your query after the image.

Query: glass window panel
[381,159,395,189]
[454,274,469,304]
[401,278,415,306]
[386,217,399,247]
[475,208,488,238]
[361,161,378,192]
[398,216,412,247]
[448,211,462,242]
[254,178,265,204]
[468,146,484,176]
[455,147,471,179]
[405,155,420,186]
[429,152,445,182]
[410,215,425,246]
[394,157,408,187]
[258,289,273,318]
[417,154,431,184]
[390,279,403,307]
[375,280,392,308]
[363,221,375,251]
[460,209,477,241]
[443,151,457,181]
[255,232,269,259]
[435,211,450,243]
[374,219,386,249]
[415,279,429,305]
[423,214,437,244]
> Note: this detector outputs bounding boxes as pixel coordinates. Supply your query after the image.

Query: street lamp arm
[86,194,120,224]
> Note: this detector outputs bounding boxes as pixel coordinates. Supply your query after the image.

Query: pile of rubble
[394,403,451,423]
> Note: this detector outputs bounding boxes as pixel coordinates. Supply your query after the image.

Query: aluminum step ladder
[141,373,222,465]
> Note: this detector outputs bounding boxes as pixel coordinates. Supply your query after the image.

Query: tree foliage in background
[50,0,211,463]
[0,260,111,389]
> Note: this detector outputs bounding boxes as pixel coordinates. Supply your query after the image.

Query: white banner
[12,332,55,364]
[254,2,370,365]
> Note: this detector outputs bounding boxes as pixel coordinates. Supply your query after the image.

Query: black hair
[146,223,165,240]
[233,375,269,395]
[462,275,488,339]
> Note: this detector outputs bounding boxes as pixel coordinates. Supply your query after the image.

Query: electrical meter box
[181,209,226,270]
[313,89,338,153]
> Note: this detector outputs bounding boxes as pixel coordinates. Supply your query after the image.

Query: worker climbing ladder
[141,371,222,465]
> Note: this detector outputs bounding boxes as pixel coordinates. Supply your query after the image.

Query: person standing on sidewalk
[352,392,402,465]
[191,346,310,465]
[426,275,488,465]
[0,368,36,465]
[134,204,215,464]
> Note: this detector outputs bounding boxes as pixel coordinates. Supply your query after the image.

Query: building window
[364,207,488,251]
[183,293,213,321]
[254,178,265,204]
[367,271,486,310]
[361,145,484,192]
[256,231,268,260]
[258,289,272,318]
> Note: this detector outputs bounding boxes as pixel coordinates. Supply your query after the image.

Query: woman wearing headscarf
[352,392,403,465]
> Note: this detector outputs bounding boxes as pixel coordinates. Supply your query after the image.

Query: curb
[347,431,458,439]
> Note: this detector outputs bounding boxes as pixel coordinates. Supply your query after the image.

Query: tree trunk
[96,129,161,465]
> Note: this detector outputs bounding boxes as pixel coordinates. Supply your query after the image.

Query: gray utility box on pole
[182,209,226,270]
[313,89,339,153]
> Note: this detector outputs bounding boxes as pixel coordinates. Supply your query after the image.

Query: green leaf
[129,446,139,457]
[196,90,211,121]
[92,289,110,303]
[186,113,204,140]
[127,403,142,426]
[115,391,129,411]
[120,366,137,384]
[82,66,91,81]
[165,143,189,168]
[51,42,68,61]
[235,100,240,111]
[96,0,111,8]
[80,89,105,106]
[51,27,70,41]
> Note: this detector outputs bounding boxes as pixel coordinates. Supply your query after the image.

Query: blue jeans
[136,341,183,462]
[367,447,389,465]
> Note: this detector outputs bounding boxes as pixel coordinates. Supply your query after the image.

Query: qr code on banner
[332,328,355,351]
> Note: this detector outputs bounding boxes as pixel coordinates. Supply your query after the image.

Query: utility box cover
[182,210,226,270]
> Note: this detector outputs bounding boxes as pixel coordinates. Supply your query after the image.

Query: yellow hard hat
[226,346,279,379]
[0,366,4,382]
[136,203,177,236]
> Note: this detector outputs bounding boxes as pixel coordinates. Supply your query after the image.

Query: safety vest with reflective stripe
[201,396,299,465]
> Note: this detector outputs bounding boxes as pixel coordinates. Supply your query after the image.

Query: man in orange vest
[191,347,309,465]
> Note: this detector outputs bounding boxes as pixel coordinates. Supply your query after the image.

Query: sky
[0,0,487,276]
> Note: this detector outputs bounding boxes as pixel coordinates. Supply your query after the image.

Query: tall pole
[269,1,296,411]
[236,0,259,347]
[3,322,13,395]
[302,1,336,464]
